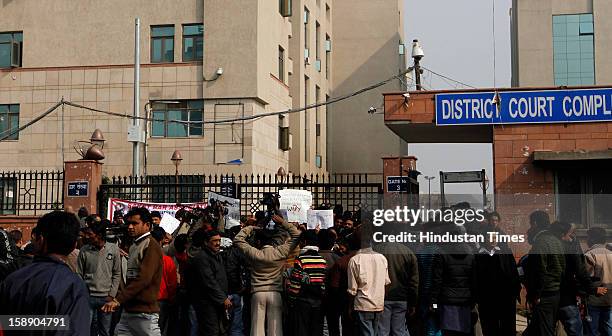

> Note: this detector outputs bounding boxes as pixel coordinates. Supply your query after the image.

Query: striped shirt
[288,246,327,299]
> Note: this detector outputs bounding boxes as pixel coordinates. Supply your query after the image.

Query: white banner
[208,191,241,229]
[279,189,313,223]
[106,198,208,222]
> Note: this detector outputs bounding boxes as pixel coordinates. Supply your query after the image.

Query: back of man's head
[37,211,80,256]
[151,225,166,243]
[174,234,189,253]
[8,230,22,245]
[587,227,607,247]
[301,230,319,247]
[529,210,550,230]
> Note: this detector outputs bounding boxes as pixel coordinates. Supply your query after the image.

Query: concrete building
[0,0,331,177]
[328,0,408,180]
[511,0,612,86]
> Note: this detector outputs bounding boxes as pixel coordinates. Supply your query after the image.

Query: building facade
[0,0,333,177]
[328,0,407,180]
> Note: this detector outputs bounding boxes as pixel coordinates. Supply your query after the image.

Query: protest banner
[279,189,313,223]
[107,198,207,222]
[307,209,334,230]
[208,191,241,229]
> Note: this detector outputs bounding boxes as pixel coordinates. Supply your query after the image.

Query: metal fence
[0,171,64,215]
[98,174,383,217]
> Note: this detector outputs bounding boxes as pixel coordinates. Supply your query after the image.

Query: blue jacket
[0,255,90,335]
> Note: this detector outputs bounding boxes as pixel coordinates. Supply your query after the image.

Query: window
[182,24,203,62]
[325,35,331,79]
[279,0,292,17]
[315,22,321,61]
[304,8,310,56]
[556,169,612,228]
[0,104,19,140]
[304,76,309,162]
[278,46,285,82]
[553,14,594,86]
[151,100,203,138]
[315,85,321,167]
[151,26,174,63]
[148,175,204,203]
[0,32,22,68]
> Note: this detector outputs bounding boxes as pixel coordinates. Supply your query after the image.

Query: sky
[404,0,512,194]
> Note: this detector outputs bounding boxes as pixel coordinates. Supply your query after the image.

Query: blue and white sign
[67,181,89,197]
[386,176,409,193]
[435,88,612,126]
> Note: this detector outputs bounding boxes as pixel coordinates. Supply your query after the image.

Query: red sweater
[158,255,177,301]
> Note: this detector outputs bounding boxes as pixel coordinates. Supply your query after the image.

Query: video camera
[260,192,281,229]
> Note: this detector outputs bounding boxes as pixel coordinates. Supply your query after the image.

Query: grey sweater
[77,242,122,298]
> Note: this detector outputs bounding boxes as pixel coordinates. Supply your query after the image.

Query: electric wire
[421,66,478,89]
[0,66,415,142]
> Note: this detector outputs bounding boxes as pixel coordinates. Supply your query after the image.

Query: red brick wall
[0,216,39,244]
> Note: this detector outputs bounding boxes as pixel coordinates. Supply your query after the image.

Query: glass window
[150,100,204,138]
[151,26,174,63]
[278,46,285,82]
[182,24,203,62]
[0,104,19,140]
[553,14,594,86]
[556,169,612,228]
[0,32,22,68]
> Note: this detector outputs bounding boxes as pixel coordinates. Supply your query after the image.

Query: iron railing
[0,171,64,215]
[98,173,383,217]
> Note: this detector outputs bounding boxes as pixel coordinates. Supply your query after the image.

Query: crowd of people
[0,202,611,336]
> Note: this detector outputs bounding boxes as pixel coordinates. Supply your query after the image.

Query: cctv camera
[368,106,377,114]
[403,92,410,99]
[216,67,224,76]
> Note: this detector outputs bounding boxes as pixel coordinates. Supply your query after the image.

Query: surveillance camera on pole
[368,106,377,114]
[411,39,425,91]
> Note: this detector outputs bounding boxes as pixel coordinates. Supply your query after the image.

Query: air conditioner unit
[325,40,331,52]
[279,127,292,151]
[315,60,321,72]
[10,41,21,68]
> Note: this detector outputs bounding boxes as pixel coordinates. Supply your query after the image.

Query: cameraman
[234,214,301,336]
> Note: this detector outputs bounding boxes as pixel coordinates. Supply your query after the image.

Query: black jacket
[375,242,419,305]
[431,243,475,306]
[560,239,595,307]
[186,247,229,306]
[474,245,521,304]
[0,255,90,335]
[222,245,248,294]
[526,230,566,301]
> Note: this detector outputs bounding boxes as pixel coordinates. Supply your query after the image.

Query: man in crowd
[234,214,301,336]
[151,226,178,336]
[374,223,419,336]
[151,211,162,226]
[102,207,163,336]
[8,229,23,249]
[286,230,327,336]
[187,229,231,335]
[223,225,248,336]
[0,211,90,334]
[525,210,566,336]
[77,221,122,336]
[585,227,612,336]
[348,228,391,336]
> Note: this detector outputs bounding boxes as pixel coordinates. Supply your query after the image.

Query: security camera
[403,92,410,99]
[216,67,224,76]
[368,106,377,114]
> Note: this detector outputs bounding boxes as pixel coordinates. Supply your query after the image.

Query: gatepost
[64,160,103,215]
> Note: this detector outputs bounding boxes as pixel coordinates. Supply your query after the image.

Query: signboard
[442,171,483,183]
[67,181,89,197]
[436,88,612,126]
[279,189,313,223]
[307,210,334,230]
[386,176,409,192]
[208,191,241,229]
[159,213,181,235]
[107,198,207,222]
